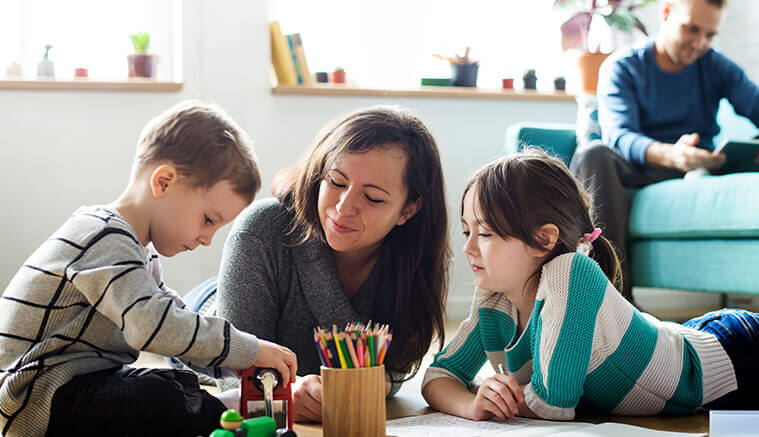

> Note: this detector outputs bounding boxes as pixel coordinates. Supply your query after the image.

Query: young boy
[0,100,297,437]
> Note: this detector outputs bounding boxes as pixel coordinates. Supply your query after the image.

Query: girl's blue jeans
[684,308,759,409]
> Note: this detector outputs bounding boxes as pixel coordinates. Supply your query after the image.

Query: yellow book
[269,21,298,85]
[290,33,314,85]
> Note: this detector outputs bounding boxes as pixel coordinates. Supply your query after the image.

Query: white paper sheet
[385,412,706,437]
[386,413,588,437]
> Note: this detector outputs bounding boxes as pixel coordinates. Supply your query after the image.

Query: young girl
[422,148,758,421]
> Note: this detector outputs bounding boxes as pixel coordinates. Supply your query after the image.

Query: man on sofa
[570,0,759,302]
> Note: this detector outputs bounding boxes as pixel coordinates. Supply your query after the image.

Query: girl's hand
[466,374,524,421]
[292,375,323,423]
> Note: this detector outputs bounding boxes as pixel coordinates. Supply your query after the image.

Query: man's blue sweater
[598,40,759,167]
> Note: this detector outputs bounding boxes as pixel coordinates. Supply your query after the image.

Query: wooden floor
[134,317,709,435]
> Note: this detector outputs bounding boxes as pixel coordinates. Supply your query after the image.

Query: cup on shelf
[315,71,329,83]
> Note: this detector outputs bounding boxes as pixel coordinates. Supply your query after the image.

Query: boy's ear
[150,164,179,199]
[532,223,560,254]
[396,198,422,226]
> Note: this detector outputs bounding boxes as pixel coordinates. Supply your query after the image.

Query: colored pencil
[312,322,392,368]
[332,325,348,369]
[338,334,353,368]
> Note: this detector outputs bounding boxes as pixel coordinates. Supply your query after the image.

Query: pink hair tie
[576,228,602,256]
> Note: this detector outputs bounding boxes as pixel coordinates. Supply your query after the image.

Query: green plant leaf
[129,32,151,52]
[602,8,636,32]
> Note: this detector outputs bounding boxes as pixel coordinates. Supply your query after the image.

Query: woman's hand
[292,374,323,422]
[466,374,524,421]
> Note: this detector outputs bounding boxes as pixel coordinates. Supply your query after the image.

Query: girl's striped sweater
[423,253,737,420]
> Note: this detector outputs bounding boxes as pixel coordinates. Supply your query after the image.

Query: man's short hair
[674,0,727,8]
[136,100,261,202]
[704,0,726,8]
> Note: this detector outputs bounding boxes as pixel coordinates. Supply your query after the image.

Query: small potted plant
[127,32,156,79]
[37,44,55,79]
[554,0,656,93]
[523,69,537,90]
[332,67,346,84]
[554,76,566,91]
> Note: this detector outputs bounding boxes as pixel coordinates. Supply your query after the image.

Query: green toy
[241,416,277,437]
[210,409,280,437]
[220,409,244,430]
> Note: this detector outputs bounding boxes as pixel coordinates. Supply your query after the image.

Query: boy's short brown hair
[136,100,261,202]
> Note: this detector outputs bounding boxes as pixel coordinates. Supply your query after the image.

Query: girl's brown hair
[462,148,622,290]
[272,105,451,379]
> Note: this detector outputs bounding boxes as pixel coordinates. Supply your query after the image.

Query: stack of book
[269,21,313,86]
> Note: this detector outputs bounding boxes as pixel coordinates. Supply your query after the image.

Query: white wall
[0,0,574,318]
[718,0,759,83]
[1,0,756,318]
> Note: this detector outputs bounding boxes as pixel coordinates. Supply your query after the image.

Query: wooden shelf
[0,79,183,92]
[273,84,575,101]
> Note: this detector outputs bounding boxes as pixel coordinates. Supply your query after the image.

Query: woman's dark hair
[272,105,451,379]
[462,148,622,291]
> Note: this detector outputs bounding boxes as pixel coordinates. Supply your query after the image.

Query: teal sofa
[504,102,759,295]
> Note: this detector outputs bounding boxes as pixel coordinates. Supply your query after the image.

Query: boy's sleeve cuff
[224,328,260,369]
[523,383,575,421]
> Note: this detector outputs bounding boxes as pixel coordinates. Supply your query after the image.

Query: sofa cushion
[504,123,577,166]
[630,239,759,294]
[629,173,759,239]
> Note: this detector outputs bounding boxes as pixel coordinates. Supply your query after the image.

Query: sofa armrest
[504,123,578,166]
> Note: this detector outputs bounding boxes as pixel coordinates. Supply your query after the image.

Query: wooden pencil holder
[321,365,386,437]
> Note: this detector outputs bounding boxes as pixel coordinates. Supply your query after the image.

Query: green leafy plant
[334,66,345,72]
[129,32,151,53]
[554,0,657,53]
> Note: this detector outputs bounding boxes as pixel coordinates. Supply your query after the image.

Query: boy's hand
[255,339,297,387]
[466,374,523,421]
[292,375,323,422]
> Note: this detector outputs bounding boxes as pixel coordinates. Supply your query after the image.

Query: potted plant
[332,67,345,84]
[127,32,156,79]
[523,69,537,90]
[554,76,567,91]
[554,0,655,93]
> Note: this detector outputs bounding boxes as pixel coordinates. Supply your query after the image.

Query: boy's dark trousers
[46,366,226,437]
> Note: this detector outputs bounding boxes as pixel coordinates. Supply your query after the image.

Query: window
[271,1,660,90]
[272,1,576,89]
[0,0,181,81]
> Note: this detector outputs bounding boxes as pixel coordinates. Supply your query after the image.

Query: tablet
[711,139,759,175]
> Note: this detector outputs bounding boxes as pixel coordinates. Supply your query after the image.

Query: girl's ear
[532,223,560,254]
[150,164,179,199]
[397,198,422,226]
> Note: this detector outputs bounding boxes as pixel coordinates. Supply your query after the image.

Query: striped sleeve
[67,228,259,370]
[422,289,502,389]
[525,254,607,420]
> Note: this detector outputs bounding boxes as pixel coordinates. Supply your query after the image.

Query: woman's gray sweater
[216,198,403,393]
